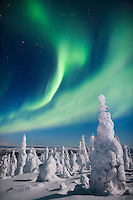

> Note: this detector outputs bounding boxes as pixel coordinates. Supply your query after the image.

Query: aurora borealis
[0,0,133,147]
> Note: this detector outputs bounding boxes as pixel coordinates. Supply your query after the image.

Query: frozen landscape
[0,95,133,200]
[0,0,132,199]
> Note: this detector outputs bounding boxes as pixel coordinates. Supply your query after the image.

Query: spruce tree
[0,154,8,179]
[16,134,27,175]
[90,94,126,195]
[10,150,17,176]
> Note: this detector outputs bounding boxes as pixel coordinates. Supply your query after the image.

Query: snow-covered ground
[0,170,133,200]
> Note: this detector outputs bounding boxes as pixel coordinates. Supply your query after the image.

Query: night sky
[0,0,133,147]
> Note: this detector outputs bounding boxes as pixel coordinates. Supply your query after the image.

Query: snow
[0,170,132,200]
[80,174,90,189]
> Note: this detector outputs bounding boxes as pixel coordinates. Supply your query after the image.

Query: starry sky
[0,0,133,147]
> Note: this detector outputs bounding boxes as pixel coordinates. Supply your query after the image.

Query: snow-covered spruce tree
[49,149,54,156]
[77,141,86,172]
[70,151,79,174]
[40,147,49,163]
[45,147,49,160]
[37,154,57,182]
[54,152,63,175]
[10,150,17,176]
[60,146,65,166]
[80,135,89,162]
[62,165,71,178]
[77,135,91,171]
[77,152,86,173]
[0,154,8,179]
[64,150,71,172]
[16,134,27,175]
[122,144,133,170]
[53,147,60,159]
[6,153,11,176]
[31,145,42,166]
[59,146,71,178]
[24,146,41,173]
[90,94,126,195]
[128,148,133,169]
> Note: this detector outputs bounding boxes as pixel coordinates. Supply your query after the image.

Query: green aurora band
[0,1,133,134]
[22,1,90,110]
